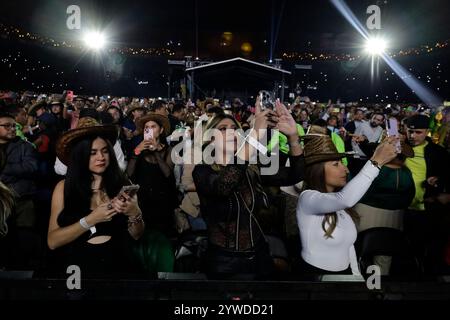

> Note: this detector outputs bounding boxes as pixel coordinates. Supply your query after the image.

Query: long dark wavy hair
[302,161,359,238]
[64,136,128,216]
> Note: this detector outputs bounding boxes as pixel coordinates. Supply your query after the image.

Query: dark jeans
[205,241,274,280]
[297,256,352,275]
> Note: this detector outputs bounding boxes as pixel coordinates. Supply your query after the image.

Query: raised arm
[298,161,380,215]
[298,138,398,215]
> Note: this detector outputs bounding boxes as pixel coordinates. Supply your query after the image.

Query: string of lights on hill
[1,23,448,61]
[1,46,447,103]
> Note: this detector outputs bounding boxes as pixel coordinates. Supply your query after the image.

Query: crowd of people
[0,89,449,279]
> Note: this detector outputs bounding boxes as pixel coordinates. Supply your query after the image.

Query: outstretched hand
[253,95,278,137]
[275,99,297,137]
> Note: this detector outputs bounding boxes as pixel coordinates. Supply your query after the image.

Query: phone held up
[385,117,401,153]
[144,128,154,141]
[259,90,275,111]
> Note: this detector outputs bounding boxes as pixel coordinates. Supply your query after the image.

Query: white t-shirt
[352,122,383,157]
[296,161,380,274]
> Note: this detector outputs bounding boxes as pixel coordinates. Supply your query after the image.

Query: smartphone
[144,128,154,140]
[385,118,401,153]
[259,90,275,111]
[66,90,74,103]
[119,184,140,199]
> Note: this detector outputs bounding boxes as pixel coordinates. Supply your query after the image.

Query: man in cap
[404,114,450,274]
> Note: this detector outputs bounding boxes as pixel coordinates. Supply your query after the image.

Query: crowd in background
[0,89,449,279]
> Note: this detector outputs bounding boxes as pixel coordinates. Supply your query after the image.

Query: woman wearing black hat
[296,134,397,275]
[47,123,145,277]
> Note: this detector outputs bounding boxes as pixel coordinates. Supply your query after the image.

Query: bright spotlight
[83,32,106,51]
[365,38,387,55]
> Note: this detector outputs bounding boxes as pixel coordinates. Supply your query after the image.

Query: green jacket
[360,165,415,210]
[268,124,347,165]
[15,123,27,141]
[331,132,347,166]
[267,124,305,154]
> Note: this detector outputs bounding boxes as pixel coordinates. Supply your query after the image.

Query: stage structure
[182,57,291,102]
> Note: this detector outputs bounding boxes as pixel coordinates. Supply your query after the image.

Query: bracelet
[128,212,144,226]
[369,159,381,170]
[134,148,141,156]
[288,139,301,146]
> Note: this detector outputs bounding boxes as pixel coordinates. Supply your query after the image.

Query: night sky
[0,0,448,99]
[1,0,449,58]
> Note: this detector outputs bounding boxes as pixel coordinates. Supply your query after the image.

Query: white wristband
[79,217,97,235]
[79,217,90,230]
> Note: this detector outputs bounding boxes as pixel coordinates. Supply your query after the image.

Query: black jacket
[193,155,305,251]
[423,137,450,198]
[0,138,38,197]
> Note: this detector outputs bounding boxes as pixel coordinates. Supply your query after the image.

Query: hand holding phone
[259,90,275,111]
[385,118,401,153]
[65,90,74,103]
[118,184,140,201]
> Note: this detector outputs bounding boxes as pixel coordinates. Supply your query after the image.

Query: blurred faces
[74,100,85,110]
[0,117,17,142]
[36,106,46,117]
[324,160,349,192]
[15,108,28,126]
[354,110,364,121]
[173,108,186,121]
[89,138,110,175]
[155,104,169,116]
[407,128,429,146]
[51,104,62,115]
[107,108,121,124]
[132,109,145,121]
[327,116,338,128]
[299,110,308,121]
[214,118,238,155]
[370,114,384,128]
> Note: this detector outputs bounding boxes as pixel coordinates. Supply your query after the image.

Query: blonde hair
[202,114,241,153]
[0,182,15,237]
